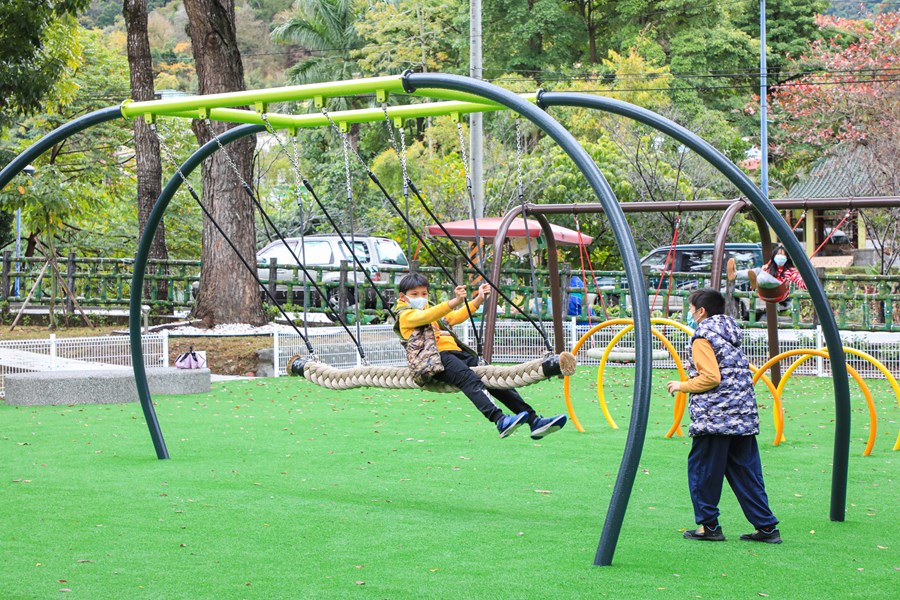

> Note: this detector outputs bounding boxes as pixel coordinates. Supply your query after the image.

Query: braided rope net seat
[286,352,577,392]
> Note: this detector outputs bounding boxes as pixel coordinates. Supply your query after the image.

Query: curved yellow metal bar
[595,324,687,436]
[565,319,635,433]
[565,317,780,437]
[755,348,885,455]
[566,318,718,435]
[780,353,876,455]
[841,348,900,452]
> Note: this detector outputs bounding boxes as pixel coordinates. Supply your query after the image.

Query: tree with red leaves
[765,11,900,283]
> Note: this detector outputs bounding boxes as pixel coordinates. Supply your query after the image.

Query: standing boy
[666,288,782,543]
[395,272,566,440]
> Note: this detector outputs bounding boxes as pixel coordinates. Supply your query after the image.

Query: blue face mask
[773,255,787,267]
[407,297,427,310]
[686,310,698,329]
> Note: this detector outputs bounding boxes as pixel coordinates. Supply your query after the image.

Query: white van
[257,235,408,309]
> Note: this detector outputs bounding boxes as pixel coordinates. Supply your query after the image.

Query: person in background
[727,245,806,303]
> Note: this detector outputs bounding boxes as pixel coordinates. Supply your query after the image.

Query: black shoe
[740,528,782,544]
[683,525,726,542]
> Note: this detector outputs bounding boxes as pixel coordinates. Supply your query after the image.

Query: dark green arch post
[129,124,266,459]
[0,106,124,191]
[538,92,852,536]
[402,73,654,568]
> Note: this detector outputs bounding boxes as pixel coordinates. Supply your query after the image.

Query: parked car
[256,234,408,309]
[625,243,764,319]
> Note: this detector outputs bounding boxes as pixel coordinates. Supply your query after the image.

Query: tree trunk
[184,0,265,326]
[124,0,170,312]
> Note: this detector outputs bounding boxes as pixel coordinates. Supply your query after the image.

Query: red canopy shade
[426,217,592,247]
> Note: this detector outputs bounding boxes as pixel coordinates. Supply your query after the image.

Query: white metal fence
[274,320,900,380]
[2,323,894,399]
[0,334,168,397]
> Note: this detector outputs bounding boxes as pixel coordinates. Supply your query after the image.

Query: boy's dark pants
[433,350,535,424]
[688,434,778,529]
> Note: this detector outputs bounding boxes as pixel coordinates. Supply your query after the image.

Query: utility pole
[759,0,769,200]
[470,0,484,218]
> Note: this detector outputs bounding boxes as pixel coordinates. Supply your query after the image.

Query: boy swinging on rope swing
[394,272,567,439]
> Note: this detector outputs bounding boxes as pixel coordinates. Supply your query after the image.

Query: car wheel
[327,287,355,309]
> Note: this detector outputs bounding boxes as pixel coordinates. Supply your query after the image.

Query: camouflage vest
[686,315,759,436]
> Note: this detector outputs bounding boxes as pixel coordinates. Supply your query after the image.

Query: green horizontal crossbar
[121,75,409,118]
[164,97,535,130]
[119,73,537,123]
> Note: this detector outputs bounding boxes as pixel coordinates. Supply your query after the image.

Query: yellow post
[805,208,816,255]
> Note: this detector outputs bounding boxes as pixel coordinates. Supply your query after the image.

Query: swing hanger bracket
[314,96,326,109]
[338,120,350,133]
[254,101,268,114]
[450,112,463,124]
[393,116,405,128]
[376,89,389,103]
[197,107,209,120]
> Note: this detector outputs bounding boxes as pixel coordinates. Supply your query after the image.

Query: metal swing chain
[151,123,316,356]
[375,111,550,353]
[455,121,485,271]
[455,120,487,359]
[396,113,412,259]
[323,108,367,365]
[369,108,484,356]
[257,111,376,363]
[380,105,414,261]
[261,113,394,330]
[288,129,311,345]
[515,118,551,352]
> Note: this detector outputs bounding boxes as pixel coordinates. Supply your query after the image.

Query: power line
[536,75,900,95]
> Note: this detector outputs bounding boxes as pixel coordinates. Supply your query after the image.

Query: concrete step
[3,367,210,406]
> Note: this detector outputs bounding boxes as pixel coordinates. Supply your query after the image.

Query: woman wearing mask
[727,245,806,304]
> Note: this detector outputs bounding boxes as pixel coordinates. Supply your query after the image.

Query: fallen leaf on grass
[534,489,552,494]
[876,545,887,550]
[355,581,365,585]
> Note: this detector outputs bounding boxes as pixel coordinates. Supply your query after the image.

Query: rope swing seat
[285,352,577,391]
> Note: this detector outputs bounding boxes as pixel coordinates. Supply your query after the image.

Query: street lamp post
[15,164,36,296]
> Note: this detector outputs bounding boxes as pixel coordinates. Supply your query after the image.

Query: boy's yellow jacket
[394,299,478,353]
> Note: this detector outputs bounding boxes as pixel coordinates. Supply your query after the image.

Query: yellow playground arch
[566,319,900,455]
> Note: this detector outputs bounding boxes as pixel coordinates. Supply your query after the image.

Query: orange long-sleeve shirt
[680,338,722,394]
[396,300,478,352]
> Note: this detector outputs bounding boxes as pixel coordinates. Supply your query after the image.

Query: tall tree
[124,0,169,308]
[184,0,265,325]
[768,11,900,277]
[271,0,362,105]
[0,0,89,128]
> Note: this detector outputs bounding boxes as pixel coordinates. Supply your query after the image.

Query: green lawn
[1,369,897,599]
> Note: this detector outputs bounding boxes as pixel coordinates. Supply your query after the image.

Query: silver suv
[257,234,408,309]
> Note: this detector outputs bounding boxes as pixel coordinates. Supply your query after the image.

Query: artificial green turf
[1,369,897,599]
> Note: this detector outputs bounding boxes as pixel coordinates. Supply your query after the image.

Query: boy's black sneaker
[683,526,726,542]
[740,528,782,544]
